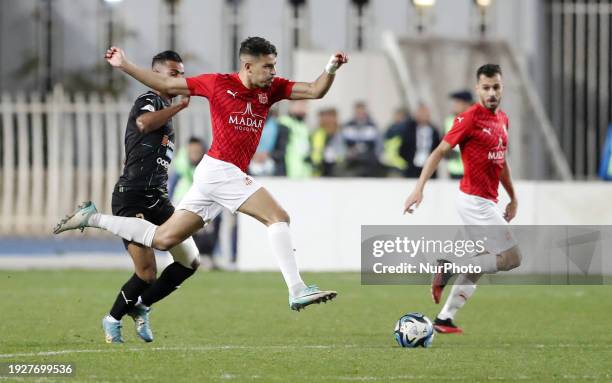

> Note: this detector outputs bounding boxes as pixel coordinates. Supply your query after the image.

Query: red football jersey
[443,103,509,202]
[186,73,294,172]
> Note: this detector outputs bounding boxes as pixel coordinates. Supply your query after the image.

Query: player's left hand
[504,199,518,222]
[332,52,348,69]
[403,189,423,215]
[325,52,348,74]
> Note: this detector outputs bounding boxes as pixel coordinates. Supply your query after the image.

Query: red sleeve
[269,77,295,104]
[444,111,473,148]
[185,74,217,98]
[443,111,473,148]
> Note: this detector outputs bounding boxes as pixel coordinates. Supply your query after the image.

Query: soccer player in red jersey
[403,64,522,334]
[55,37,347,312]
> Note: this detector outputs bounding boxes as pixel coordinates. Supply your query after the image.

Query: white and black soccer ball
[394,312,434,348]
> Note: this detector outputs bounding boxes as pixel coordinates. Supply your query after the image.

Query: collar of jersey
[475,102,499,116]
[231,73,271,94]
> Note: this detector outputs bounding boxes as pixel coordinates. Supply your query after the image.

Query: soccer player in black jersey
[102,51,201,343]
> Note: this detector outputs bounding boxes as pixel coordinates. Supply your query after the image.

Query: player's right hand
[105,46,126,68]
[177,96,190,109]
[403,190,423,215]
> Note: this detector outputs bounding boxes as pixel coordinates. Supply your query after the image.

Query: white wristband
[325,55,338,75]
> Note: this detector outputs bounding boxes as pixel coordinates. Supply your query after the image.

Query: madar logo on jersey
[487,136,505,162]
[229,102,265,133]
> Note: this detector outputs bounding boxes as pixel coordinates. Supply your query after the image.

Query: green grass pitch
[1,270,611,382]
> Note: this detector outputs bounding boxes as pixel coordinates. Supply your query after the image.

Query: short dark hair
[239,37,277,57]
[151,50,183,68]
[476,64,502,80]
[188,136,203,145]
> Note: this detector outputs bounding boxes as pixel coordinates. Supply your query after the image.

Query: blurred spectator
[169,137,221,265]
[250,108,279,176]
[387,107,410,136]
[383,106,410,175]
[311,108,346,177]
[444,90,473,179]
[341,101,385,177]
[169,137,206,204]
[399,103,441,178]
[277,100,312,178]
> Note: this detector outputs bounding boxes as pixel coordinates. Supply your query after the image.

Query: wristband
[325,55,339,75]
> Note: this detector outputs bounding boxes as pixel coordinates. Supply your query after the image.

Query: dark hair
[151,50,183,68]
[188,136,203,145]
[476,64,502,80]
[318,107,337,116]
[239,37,277,57]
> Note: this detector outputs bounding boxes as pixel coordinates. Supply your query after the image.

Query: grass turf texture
[1,270,611,382]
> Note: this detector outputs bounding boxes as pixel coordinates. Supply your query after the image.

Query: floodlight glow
[475,0,492,7]
[104,0,124,4]
[411,0,435,7]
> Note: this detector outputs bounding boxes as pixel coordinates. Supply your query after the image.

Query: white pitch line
[0,344,358,359]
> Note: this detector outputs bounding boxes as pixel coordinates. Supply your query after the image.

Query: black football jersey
[117,91,175,190]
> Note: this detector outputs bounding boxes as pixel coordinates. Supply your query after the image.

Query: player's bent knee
[168,237,200,270]
[136,267,157,284]
[269,209,290,225]
[153,233,181,251]
[499,247,521,271]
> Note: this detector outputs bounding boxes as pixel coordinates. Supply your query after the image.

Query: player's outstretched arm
[289,52,348,100]
[500,162,518,222]
[105,46,190,96]
[403,141,452,214]
[136,96,190,134]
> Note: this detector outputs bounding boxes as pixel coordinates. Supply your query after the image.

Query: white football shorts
[455,190,517,255]
[176,155,262,223]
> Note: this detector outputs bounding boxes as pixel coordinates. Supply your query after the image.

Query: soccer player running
[55,36,347,312]
[99,50,201,343]
[403,64,521,334]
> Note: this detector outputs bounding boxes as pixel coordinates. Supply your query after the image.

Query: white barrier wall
[237,179,612,271]
[0,86,211,235]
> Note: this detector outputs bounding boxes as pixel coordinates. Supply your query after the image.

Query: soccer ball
[394,312,434,348]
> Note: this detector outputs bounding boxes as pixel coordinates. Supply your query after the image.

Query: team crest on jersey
[244,176,253,185]
[258,93,268,105]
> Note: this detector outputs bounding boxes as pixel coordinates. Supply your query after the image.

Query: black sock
[140,262,195,306]
[109,274,151,320]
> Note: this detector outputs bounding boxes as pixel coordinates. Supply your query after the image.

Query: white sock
[267,222,306,296]
[454,253,498,274]
[438,274,477,320]
[105,314,120,323]
[88,213,156,247]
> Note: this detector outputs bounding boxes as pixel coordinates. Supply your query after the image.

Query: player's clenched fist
[325,52,349,75]
[176,96,190,110]
[105,46,127,68]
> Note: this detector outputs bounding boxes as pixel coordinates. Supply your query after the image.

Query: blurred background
[0,0,611,272]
